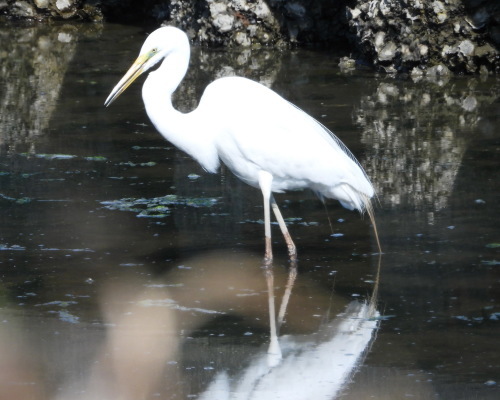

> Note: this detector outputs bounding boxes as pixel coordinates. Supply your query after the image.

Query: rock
[411,67,424,76]
[210,2,234,33]
[254,1,271,19]
[10,1,36,18]
[379,1,391,17]
[379,42,398,61]
[442,45,458,57]
[164,0,283,47]
[374,31,386,52]
[55,0,72,12]
[2,0,103,20]
[459,39,475,56]
[34,0,49,9]
[474,43,495,57]
[432,1,448,24]
[338,56,356,71]
[346,0,499,74]
[81,4,103,22]
[479,65,490,75]
[349,7,362,20]
[419,44,429,57]
[234,31,251,47]
[57,32,73,43]
[426,64,451,76]
[381,65,398,74]
[0,0,499,74]
[401,44,417,62]
[461,95,477,111]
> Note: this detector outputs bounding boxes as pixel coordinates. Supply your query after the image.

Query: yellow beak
[104,53,150,107]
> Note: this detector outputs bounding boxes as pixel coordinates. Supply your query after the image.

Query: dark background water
[0,23,499,399]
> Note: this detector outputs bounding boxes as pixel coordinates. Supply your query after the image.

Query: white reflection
[196,255,381,400]
[199,301,378,400]
[0,252,381,400]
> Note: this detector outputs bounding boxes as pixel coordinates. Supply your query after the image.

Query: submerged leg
[264,262,282,366]
[276,257,298,334]
[270,195,297,261]
[258,171,274,262]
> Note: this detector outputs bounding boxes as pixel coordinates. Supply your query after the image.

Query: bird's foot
[282,232,297,263]
[264,237,273,264]
[288,245,297,263]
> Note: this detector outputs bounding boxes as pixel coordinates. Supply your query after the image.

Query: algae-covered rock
[1,0,102,20]
[347,0,499,74]
[1,1,499,73]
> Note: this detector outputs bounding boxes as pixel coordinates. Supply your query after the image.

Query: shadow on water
[0,252,381,400]
[0,22,499,399]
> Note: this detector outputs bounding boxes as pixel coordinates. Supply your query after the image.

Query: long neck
[141,48,219,173]
[142,48,189,116]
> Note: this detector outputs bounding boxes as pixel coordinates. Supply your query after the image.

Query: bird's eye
[152,47,158,54]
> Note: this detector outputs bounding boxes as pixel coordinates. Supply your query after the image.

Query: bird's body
[105,27,379,260]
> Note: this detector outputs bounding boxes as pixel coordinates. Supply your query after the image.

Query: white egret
[105,26,380,261]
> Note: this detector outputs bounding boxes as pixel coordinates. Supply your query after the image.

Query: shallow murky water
[1,23,499,399]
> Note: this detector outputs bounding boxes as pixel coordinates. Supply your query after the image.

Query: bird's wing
[204,77,372,195]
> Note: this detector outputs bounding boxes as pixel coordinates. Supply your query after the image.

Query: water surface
[0,23,499,399]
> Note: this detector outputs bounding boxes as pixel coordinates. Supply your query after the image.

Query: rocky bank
[1,0,499,74]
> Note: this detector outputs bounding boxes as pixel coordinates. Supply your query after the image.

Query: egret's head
[104,26,189,107]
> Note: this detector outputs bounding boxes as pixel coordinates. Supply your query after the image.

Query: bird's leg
[258,171,274,262]
[264,199,273,262]
[270,195,297,261]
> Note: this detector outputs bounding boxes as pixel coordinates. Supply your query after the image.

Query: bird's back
[197,76,374,212]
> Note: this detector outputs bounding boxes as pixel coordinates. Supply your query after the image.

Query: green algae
[100,194,218,218]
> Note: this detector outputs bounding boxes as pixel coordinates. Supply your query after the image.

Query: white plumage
[105,26,379,260]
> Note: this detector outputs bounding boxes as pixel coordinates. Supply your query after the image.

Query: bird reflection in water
[0,252,381,400]
[197,256,382,400]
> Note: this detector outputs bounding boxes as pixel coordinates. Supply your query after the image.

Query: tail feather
[362,191,382,318]
[334,184,382,254]
[360,192,382,254]
[334,183,371,213]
